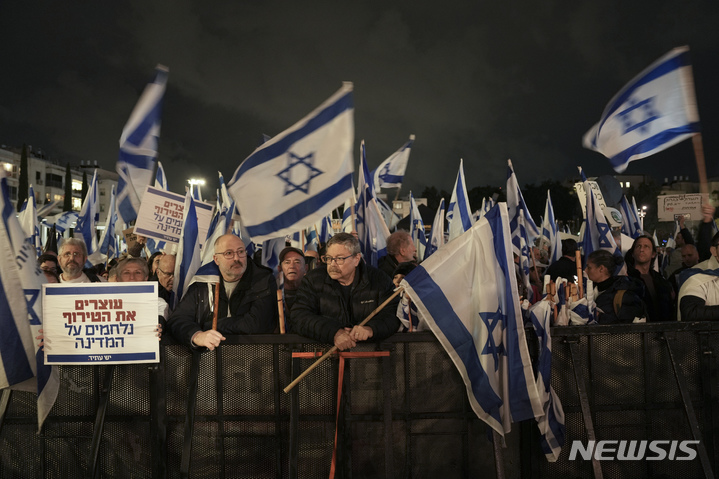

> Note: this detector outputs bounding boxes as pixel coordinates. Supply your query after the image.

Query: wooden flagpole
[212,282,221,330]
[283,287,403,393]
[575,251,583,299]
[277,290,286,334]
[692,133,709,197]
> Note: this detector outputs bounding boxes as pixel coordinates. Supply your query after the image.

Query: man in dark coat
[167,234,277,350]
[290,233,400,350]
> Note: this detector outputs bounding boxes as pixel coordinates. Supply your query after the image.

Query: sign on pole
[574,181,608,216]
[134,186,214,246]
[43,283,160,365]
[657,194,703,222]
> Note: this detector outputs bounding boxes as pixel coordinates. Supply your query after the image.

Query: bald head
[681,244,699,268]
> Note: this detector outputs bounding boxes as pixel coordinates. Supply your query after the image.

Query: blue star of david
[379,163,392,182]
[480,306,506,371]
[24,289,41,325]
[597,222,613,248]
[276,152,323,195]
[617,96,660,135]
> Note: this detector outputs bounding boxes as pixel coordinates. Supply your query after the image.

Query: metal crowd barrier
[1,322,717,478]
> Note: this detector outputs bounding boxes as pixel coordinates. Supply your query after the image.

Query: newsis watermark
[569,440,700,461]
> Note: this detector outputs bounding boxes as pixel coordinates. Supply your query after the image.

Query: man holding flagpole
[166,234,277,350]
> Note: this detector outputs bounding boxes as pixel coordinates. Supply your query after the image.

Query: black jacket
[627,266,675,321]
[545,256,577,281]
[377,254,399,280]
[289,261,400,344]
[166,261,278,347]
[594,276,648,324]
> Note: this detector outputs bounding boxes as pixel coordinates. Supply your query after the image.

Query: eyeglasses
[61,251,83,258]
[216,249,246,259]
[157,268,174,277]
[321,254,354,265]
[41,266,57,273]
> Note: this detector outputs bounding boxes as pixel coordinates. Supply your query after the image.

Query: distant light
[188,178,205,186]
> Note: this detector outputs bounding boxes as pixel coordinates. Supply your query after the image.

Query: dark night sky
[2,1,718,198]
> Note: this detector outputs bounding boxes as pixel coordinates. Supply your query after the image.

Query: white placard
[574,181,607,216]
[42,283,160,365]
[657,194,703,222]
[133,186,214,246]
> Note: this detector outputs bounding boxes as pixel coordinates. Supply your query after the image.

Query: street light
[188,178,205,199]
[638,205,647,231]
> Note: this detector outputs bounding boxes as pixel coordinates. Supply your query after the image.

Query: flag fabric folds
[619,195,641,238]
[409,191,427,260]
[155,161,168,189]
[424,198,445,260]
[579,167,623,273]
[74,170,100,265]
[542,191,562,265]
[355,140,390,267]
[0,178,59,431]
[116,65,169,226]
[17,185,42,258]
[401,203,543,435]
[97,184,118,262]
[582,46,701,173]
[507,160,540,301]
[173,192,201,307]
[371,135,414,190]
[446,159,473,242]
[527,300,566,461]
[228,83,354,243]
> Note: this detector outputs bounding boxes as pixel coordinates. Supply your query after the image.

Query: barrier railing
[1,322,717,478]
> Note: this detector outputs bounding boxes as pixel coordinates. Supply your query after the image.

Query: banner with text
[134,186,214,246]
[574,181,608,217]
[43,283,160,365]
[657,194,703,222]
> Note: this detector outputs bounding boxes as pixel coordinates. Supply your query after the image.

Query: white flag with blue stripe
[97,184,118,262]
[446,159,473,242]
[401,203,543,435]
[409,191,427,260]
[371,135,414,190]
[0,178,59,431]
[424,198,445,260]
[154,161,168,189]
[116,65,168,226]
[355,141,390,267]
[172,192,201,307]
[17,185,42,258]
[51,211,78,234]
[619,195,641,239]
[579,167,623,273]
[228,83,354,243]
[74,170,100,265]
[583,46,700,173]
[542,191,562,265]
[527,300,565,461]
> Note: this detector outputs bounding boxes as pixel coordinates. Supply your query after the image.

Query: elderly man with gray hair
[58,238,102,283]
[289,232,400,350]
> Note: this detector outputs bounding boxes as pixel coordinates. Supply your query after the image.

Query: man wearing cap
[289,232,400,350]
[167,234,278,350]
[278,247,308,319]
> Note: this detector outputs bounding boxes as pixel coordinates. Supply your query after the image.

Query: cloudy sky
[2,1,718,197]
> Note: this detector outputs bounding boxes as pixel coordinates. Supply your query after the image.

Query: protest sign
[133,186,214,246]
[42,283,160,365]
[574,181,607,216]
[657,194,703,222]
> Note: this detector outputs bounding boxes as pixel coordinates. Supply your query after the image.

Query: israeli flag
[579,167,623,273]
[172,192,201,307]
[116,65,168,225]
[355,140,390,267]
[424,198,445,260]
[51,211,78,234]
[446,159,473,242]
[507,159,540,253]
[97,184,118,262]
[527,300,565,461]
[74,170,100,266]
[371,135,414,190]
[154,160,168,189]
[17,185,42,258]
[409,191,427,260]
[0,178,59,432]
[583,46,700,173]
[619,195,641,239]
[261,237,286,278]
[401,203,543,435]
[228,83,354,243]
[542,191,562,265]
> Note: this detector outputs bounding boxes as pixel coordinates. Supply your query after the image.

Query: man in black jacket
[290,233,400,350]
[166,234,277,350]
[625,235,675,321]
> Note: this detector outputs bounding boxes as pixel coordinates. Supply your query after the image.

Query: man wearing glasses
[58,238,102,283]
[289,232,400,350]
[156,254,176,305]
[167,234,277,350]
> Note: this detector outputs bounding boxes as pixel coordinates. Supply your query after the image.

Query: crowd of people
[34,199,719,354]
